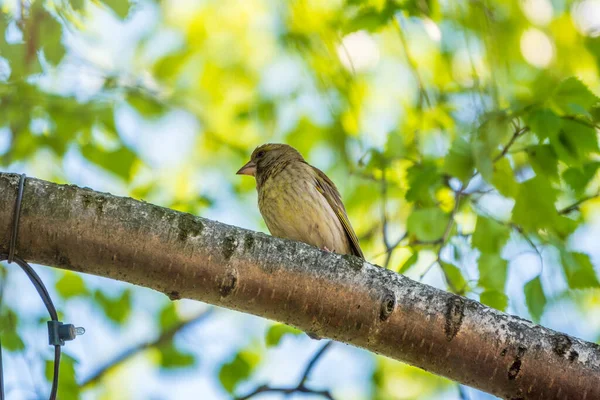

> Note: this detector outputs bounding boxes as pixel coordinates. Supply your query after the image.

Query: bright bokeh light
[337,30,380,72]
[422,18,442,42]
[572,0,600,36]
[520,28,554,68]
[521,0,554,26]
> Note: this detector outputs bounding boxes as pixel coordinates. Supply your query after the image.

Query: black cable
[0,174,84,400]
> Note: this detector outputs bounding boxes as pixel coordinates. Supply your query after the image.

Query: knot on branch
[219,269,238,298]
[379,290,396,321]
[444,295,465,341]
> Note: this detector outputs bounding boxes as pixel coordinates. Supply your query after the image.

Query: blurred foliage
[0,0,600,399]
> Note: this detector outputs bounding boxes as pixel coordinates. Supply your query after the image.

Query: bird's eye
[256,150,266,158]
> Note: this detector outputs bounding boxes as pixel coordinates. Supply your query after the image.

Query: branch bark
[0,173,598,399]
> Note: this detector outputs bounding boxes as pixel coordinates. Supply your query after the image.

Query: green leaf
[126,91,166,118]
[94,289,132,324]
[473,112,511,181]
[39,11,65,65]
[398,252,418,273]
[440,262,467,293]
[405,163,442,206]
[472,216,510,254]
[159,302,180,331]
[407,207,449,242]
[0,309,24,351]
[490,158,518,198]
[480,290,508,311]
[219,350,261,394]
[81,144,137,180]
[525,108,561,141]
[562,162,600,195]
[524,276,546,322]
[560,251,600,289]
[102,0,131,18]
[153,50,192,81]
[45,353,79,399]
[552,77,599,114]
[549,120,599,165]
[158,344,196,369]
[70,0,86,11]
[478,254,508,292]
[511,176,575,235]
[443,137,474,184]
[526,145,559,181]
[56,272,88,299]
[265,324,302,347]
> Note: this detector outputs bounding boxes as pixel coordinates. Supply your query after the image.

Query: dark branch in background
[80,310,212,387]
[493,126,529,162]
[559,192,600,215]
[236,342,334,400]
[393,18,431,109]
[380,168,408,269]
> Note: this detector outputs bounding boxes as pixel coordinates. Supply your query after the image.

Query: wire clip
[48,321,86,346]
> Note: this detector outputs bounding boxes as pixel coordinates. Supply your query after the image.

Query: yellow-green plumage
[237,143,363,259]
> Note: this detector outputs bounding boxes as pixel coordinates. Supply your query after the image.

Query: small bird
[237,143,363,259]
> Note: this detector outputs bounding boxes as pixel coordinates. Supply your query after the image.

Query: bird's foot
[322,246,332,252]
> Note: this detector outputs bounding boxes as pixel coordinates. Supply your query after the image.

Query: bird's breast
[257,164,351,254]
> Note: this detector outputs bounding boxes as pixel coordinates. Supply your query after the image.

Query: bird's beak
[236,160,257,176]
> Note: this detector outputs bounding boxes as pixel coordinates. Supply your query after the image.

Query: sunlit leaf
[94,289,132,324]
[405,163,442,206]
[560,251,600,289]
[219,349,261,394]
[0,309,24,351]
[398,251,418,273]
[525,108,561,141]
[159,302,180,331]
[443,137,474,184]
[102,0,131,18]
[480,290,508,311]
[158,344,196,369]
[562,162,600,195]
[478,254,508,292]
[552,77,599,115]
[524,276,546,322]
[526,145,559,181]
[440,261,467,293]
[81,144,137,180]
[56,272,88,299]
[490,158,518,198]
[265,323,302,347]
[472,216,510,255]
[407,207,449,242]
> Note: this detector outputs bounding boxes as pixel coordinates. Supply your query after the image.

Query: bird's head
[236,143,304,180]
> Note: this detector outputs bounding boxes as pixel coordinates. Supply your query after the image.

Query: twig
[493,126,529,162]
[559,192,600,215]
[393,18,432,109]
[80,309,212,387]
[236,341,334,400]
[380,168,407,269]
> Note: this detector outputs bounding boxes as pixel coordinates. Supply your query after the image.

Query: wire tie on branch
[0,174,85,400]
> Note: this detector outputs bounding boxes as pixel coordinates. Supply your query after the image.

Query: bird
[236,143,364,259]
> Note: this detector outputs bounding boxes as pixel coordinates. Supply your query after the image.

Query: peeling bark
[0,173,598,399]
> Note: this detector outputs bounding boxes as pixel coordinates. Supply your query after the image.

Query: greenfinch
[237,143,364,259]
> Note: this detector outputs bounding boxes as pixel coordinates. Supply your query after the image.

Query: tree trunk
[0,173,598,399]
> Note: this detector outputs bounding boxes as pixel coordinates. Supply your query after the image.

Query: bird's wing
[312,166,364,259]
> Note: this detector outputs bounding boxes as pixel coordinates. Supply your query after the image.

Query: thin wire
[0,174,62,400]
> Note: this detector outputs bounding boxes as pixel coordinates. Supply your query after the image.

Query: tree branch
[0,173,599,399]
[81,310,212,387]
